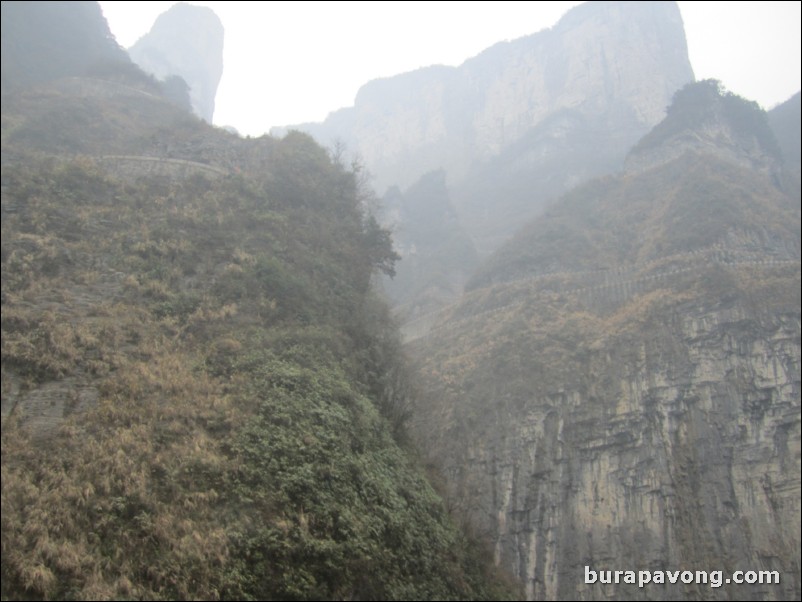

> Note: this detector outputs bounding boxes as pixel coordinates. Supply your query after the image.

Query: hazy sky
[98,1,802,136]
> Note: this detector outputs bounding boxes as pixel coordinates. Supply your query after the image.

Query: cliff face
[129,2,224,122]
[769,92,802,170]
[408,85,801,600]
[293,1,693,194]
[413,283,800,600]
[285,2,694,322]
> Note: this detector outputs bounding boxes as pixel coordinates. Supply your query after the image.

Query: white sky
[98,1,802,137]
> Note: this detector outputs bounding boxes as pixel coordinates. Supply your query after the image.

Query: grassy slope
[1,82,515,600]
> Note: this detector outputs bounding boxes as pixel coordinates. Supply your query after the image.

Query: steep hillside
[407,82,801,600]
[470,81,792,290]
[0,67,514,601]
[0,1,196,115]
[1,0,130,92]
[626,79,781,173]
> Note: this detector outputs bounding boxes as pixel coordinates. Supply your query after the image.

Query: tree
[363,213,400,279]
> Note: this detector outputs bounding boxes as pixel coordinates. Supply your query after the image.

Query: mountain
[290,1,692,194]
[281,1,694,324]
[1,0,130,92]
[0,7,514,599]
[129,2,224,123]
[407,81,801,600]
[625,79,782,174]
[768,91,801,170]
[378,171,479,337]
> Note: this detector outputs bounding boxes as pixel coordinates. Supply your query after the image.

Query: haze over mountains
[408,81,800,598]
[129,2,224,123]
[280,2,800,599]
[1,2,512,599]
[290,2,693,191]
[2,1,800,601]
[285,1,696,327]
[1,0,130,91]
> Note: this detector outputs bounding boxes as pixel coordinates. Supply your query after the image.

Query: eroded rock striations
[408,82,801,600]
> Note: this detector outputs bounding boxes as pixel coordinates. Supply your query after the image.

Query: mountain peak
[129,2,224,122]
[627,79,782,173]
[287,1,693,192]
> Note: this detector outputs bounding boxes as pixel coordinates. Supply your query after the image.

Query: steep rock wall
[411,265,801,600]
[291,1,693,193]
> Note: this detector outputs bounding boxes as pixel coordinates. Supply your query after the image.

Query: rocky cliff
[769,92,801,171]
[294,1,692,193]
[408,83,801,600]
[285,1,694,323]
[129,2,224,122]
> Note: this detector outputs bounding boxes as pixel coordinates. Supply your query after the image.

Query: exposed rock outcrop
[129,2,224,122]
[413,285,800,600]
[283,1,695,323]
[288,1,693,194]
[408,84,801,600]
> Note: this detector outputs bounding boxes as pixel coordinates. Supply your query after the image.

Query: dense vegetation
[1,77,515,601]
[633,79,782,158]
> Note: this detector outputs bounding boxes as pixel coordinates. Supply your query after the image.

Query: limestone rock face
[412,285,800,600]
[408,85,801,600]
[291,1,693,194]
[283,2,694,322]
[129,2,223,122]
